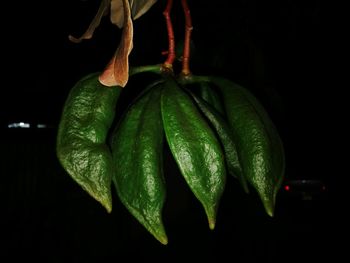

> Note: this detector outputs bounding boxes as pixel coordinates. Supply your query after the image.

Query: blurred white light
[37,124,47,128]
[8,122,30,128]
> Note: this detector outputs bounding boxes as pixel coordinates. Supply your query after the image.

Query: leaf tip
[68,34,88,43]
[261,194,276,217]
[204,205,217,230]
[98,72,127,88]
[208,219,216,230]
[158,235,168,245]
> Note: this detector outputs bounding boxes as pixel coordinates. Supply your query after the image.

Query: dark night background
[1,0,338,262]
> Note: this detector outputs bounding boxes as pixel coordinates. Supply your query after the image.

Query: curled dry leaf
[111,0,158,28]
[99,0,133,87]
[69,0,158,87]
[68,0,111,43]
[69,0,158,41]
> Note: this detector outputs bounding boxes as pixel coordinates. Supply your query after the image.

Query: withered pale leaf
[69,0,111,43]
[110,0,124,28]
[99,0,133,87]
[111,0,157,28]
[131,0,157,20]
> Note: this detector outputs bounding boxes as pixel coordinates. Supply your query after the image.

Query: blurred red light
[284,185,290,191]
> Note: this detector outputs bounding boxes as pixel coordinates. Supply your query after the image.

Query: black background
[1,1,337,262]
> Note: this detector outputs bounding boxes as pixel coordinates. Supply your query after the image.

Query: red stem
[181,0,193,75]
[163,0,175,68]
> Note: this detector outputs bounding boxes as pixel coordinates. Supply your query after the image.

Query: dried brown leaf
[69,0,111,43]
[110,0,157,28]
[99,0,133,87]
